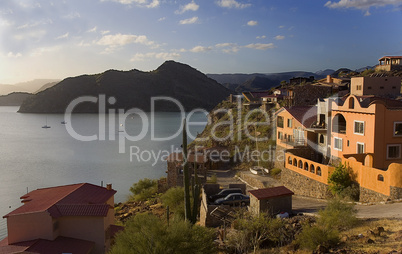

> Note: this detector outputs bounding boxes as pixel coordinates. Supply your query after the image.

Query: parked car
[209,188,242,202]
[214,193,250,206]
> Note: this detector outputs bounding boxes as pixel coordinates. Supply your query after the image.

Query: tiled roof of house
[340,95,402,109]
[4,183,116,218]
[248,186,294,200]
[0,236,94,254]
[283,106,317,128]
[53,204,111,217]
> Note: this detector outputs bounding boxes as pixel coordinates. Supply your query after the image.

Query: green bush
[295,224,339,250]
[328,163,358,200]
[129,178,158,202]
[160,187,185,219]
[109,213,217,254]
[270,168,281,176]
[318,198,358,231]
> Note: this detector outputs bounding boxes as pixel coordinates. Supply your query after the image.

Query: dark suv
[209,188,242,202]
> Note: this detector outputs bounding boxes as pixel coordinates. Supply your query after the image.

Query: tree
[109,213,216,254]
[129,178,158,202]
[160,187,185,218]
[328,163,356,197]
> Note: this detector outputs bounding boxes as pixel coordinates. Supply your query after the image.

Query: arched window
[293,158,297,166]
[378,174,384,182]
[333,114,347,134]
[304,162,309,171]
[319,134,324,144]
[288,156,292,165]
[298,160,303,169]
[316,167,322,176]
[349,97,354,109]
[310,164,315,173]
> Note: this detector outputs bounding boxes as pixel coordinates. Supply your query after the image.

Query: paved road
[292,195,402,219]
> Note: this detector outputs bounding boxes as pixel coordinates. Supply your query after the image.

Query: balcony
[280,137,306,147]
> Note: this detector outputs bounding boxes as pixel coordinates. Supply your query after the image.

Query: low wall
[239,172,266,189]
[280,167,329,199]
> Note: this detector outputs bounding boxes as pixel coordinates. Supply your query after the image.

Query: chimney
[327,75,332,83]
[106,183,112,191]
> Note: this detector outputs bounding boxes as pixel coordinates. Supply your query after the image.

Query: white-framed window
[354,121,364,135]
[334,137,343,151]
[287,118,292,128]
[394,122,402,137]
[387,144,401,159]
[357,142,365,154]
[278,131,283,140]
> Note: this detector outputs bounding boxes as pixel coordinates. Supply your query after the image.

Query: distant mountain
[35,81,60,93]
[315,69,335,76]
[0,79,60,95]
[19,61,231,113]
[355,66,375,72]
[0,92,33,106]
[208,71,324,93]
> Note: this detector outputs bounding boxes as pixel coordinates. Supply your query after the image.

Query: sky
[0,0,402,84]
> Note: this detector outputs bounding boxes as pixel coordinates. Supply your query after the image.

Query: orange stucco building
[0,183,121,254]
[276,76,402,202]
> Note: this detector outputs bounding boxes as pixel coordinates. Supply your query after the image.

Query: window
[380,86,384,89]
[392,86,397,89]
[356,85,362,90]
[354,121,364,135]
[319,134,324,144]
[357,142,365,154]
[394,122,402,136]
[287,118,292,128]
[387,144,401,159]
[316,167,322,176]
[310,164,315,173]
[349,97,354,109]
[334,137,343,151]
[277,116,284,128]
[377,174,384,182]
[304,162,309,171]
[368,86,372,90]
[288,157,292,165]
[278,131,283,140]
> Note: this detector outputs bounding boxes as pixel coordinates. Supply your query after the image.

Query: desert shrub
[160,187,185,219]
[270,168,281,176]
[129,178,158,202]
[295,224,339,250]
[318,198,358,231]
[110,213,216,254]
[208,173,217,184]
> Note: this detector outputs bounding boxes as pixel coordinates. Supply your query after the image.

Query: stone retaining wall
[359,186,391,203]
[280,167,329,199]
[390,186,402,200]
[239,172,266,189]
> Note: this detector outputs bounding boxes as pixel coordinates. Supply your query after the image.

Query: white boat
[42,117,51,129]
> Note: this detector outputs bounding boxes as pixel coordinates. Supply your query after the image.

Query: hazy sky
[0,0,402,83]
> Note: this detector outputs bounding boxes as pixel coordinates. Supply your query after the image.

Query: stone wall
[239,172,266,189]
[280,167,329,199]
[390,186,402,200]
[359,186,391,203]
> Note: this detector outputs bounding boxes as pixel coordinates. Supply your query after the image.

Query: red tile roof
[283,106,317,128]
[248,186,294,200]
[4,183,116,218]
[54,204,111,217]
[0,236,94,254]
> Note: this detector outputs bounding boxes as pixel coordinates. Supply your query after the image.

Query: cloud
[247,20,258,26]
[244,43,275,50]
[56,32,69,39]
[87,26,97,33]
[190,45,213,52]
[324,0,402,15]
[30,46,61,57]
[130,52,180,61]
[216,0,251,9]
[175,1,199,14]
[14,29,46,41]
[16,19,53,29]
[158,17,166,21]
[101,0,160,8]
[274,35,285,40]
[63,12,81,19]
[7,52,22,58]
[179,16,199,24]
[101,30,110,35]
[96,33,158,53]
[215,43,235,47]
[256,35,266,39]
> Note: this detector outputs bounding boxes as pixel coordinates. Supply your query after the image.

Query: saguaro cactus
[182,118,192,221]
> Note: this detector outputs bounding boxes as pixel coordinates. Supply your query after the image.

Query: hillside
[18,61,231,113]
[208,71,325,93]
[0,92,33,106]
[0,79,60,95]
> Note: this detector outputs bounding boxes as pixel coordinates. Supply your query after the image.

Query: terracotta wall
[7,212,53,244]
